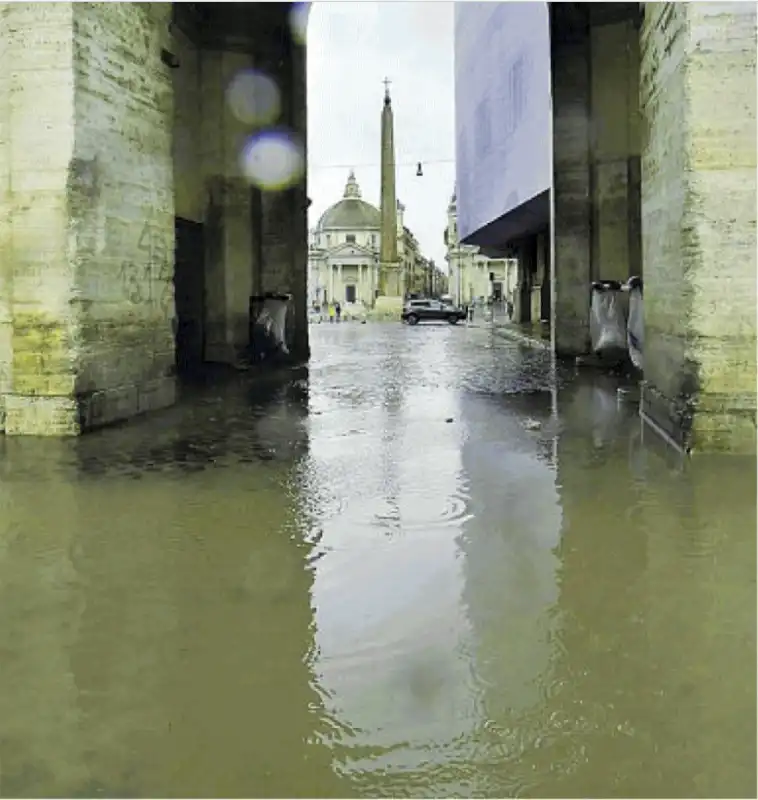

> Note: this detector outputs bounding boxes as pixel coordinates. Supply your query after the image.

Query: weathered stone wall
[0,4,13,430]
[0,3,309,435]
[0,3,78,433]
[0,2,175,435]
[71,2,176,431]
[640,2,757,453]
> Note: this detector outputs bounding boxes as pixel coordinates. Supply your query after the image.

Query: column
[590,18,641,283]
[255,26,308,359]
[531,231,547,323]
[640,2,756,453]
[287,25,309,358]
[550,11,592,356]
[1,2,175,436]
[197,42,257,366]
[512,274,524,325]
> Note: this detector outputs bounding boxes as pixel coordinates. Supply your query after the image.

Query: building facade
[454,2,756,454]
[444,189,518,310]
[308,172,431,308]
[308,171,381,308]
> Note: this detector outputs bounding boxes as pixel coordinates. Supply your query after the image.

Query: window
[371,234,377,247]
[326,234,332,246]
[346,234,356,243]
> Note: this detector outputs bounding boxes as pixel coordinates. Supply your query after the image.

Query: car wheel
[447,315,459,325]
[407,314,419,326]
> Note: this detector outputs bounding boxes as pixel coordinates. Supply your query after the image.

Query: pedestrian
[335,301,342,323]
[328,303,336,323]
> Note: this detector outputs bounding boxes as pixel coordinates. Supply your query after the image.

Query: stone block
[4,395,80,437]
[138,377,176,415]
[640,1,756,454]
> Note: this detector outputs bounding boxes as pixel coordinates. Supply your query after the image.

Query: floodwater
[0,323,755,799]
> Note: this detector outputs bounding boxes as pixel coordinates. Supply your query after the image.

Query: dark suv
[401,299,467,326]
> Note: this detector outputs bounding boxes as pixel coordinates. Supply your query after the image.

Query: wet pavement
[0,322,755,798]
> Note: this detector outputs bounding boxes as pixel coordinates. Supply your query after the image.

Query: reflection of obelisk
[375,77,404,315]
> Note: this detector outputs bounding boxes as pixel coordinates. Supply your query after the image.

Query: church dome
[317,171,381,231]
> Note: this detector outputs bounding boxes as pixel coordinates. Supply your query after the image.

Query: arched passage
[0,1,309,435]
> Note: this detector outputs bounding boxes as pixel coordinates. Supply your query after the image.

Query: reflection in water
[308,331,478,794]
[0,383,345,799]
[0,325,755,798]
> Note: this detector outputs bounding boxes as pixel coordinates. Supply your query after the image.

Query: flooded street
[0,323,755,798]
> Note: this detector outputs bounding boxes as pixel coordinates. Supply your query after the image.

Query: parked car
[401,299,467,326]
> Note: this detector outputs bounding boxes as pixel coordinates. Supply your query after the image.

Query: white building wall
[445,199,516,307]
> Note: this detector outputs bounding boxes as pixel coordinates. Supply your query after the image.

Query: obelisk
[375,77,404,316]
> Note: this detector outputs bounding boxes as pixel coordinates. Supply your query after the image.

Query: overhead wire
[308,157,455,171]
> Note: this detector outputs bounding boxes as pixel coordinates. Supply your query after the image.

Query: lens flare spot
[289,2,310,45]
[240,130,305,190]
[226,69,281,126]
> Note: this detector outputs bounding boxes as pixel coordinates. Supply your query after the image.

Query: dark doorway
[174,218,206,375]
[345,284,356,304]
[492,281,503,302]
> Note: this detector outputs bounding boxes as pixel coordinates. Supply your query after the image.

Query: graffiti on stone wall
[118,218,173,313]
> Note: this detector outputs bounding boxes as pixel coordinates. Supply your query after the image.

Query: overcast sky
[306,1,455,269]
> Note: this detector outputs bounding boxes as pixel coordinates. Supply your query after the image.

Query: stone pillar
[590,18,641,283]
[512,275,524,325]
[0,2,175,436]
[257,36,295,344]
[640,2,756,454]
[0,4,12,431]
[255,30,308,359]
[287,29,309,358]
[337,265,343,303]
[550,16,592,356]
[198,48,256,365]
[531,231,548,323]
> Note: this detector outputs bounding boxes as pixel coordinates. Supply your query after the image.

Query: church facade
[308,177,432,309]
[308,171,381,308]
[309,84,435,312]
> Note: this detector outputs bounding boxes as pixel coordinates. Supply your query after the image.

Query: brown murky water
[0,324,755,798]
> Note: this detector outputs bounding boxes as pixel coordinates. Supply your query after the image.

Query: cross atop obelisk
[383,76,392,103]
